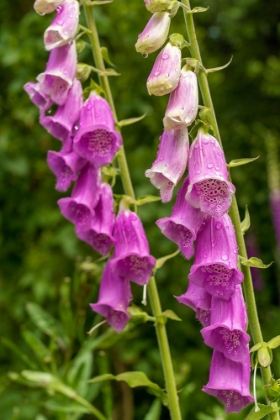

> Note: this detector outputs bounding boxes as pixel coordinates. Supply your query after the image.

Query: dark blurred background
[1,0,280,419]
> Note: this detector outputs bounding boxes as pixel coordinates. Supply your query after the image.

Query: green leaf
[159,310,182,322]
[155,250,180,270]
[21,371,77,398]
[245,403,277,420]
[136,195,161,206]
[88,373,115,384]
[127,305,154,323]
[144,399,162,420]
[1,337,37,369]
[117,114,147,128]
[184,6,209,13]
[240,256,274,269]
[87,0,114,4]
[250,342,264,353]
[241,205,251,234]
[268,335,280,349]
[45,400,89,414]
[83,79,105,100]
[100,47,115,67]
[228,156,259,168]
[206,56,233,74]
[21,329,52,364]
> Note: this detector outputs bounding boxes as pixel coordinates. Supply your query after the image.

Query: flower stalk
[181,0,279,417]
[83,4,182,419]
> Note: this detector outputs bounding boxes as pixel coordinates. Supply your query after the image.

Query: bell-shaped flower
[73,92,122,167]
[147,42,181,96]
[47,138,87,191]
[58,163,101,230]
[44,0,79,50]
[202,350,254,413]
[186,129,235,217]
[24,81,53,111]
[34,0,65,15]
[111,208,156,285]
[135,12,171,55]
[76,183,116,256]
[163,66,198,130]
[145,127,189,203]
[156,177,204,258]
[189,214,244,300]
[37,42,77,106]
[90,260,132,333]
[175,281,212,327]
[201,285,250,362]
[40,78,83,142]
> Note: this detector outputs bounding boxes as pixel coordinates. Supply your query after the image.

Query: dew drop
[57,19,63,25]
[216,222,222,230]
[154,71,160,76]
[142,54,148,59]
[222,255,229,261]
[162,53,169,60]
[207,163,214,169]
[194,143,199,149]
[203,139,209,145]
[38,12,45,16]
[196,170,201,175]
[216,166,220,171]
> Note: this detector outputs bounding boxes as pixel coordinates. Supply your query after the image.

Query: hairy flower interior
[195,179,230,216]
[201,264,233,299]
[80,129,114,158]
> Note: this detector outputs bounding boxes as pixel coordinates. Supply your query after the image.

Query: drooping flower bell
[76,183,116,256]
[202,350,254,413]
[37,42,77,105]
[188,214,244,300]
[144,0,177,13]
[163,66,198,131]
[40,78,83,142]
[23,82,53,111]
[146,41,181,96]
[145,127,189,203]
[47,138,87,191]
[201,285,250,362]
[90,260,132,333]
[57,163,101,230]
[175,281,212,327]
[111,208,156,285]
[186,129,235,217]
[156,177,204,258]
[73,92,122,167]
[34,0,65,15]
[44,0,80,51]
[135,12,171,55]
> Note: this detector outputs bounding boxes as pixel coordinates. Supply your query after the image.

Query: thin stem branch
[82,5,182,419]
[181,0,279,417]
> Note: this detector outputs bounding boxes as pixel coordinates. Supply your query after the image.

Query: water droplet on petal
[142,54,148,59]
[216,222,222,230]
[162,53,169,60]
[207,163,214,169]
[154,71,160,76]
[222,255,229,261]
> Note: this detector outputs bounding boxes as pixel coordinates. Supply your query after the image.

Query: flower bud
[135,12,171,55]
[144,0,177,13]
[146,42,181,96]
[34,0,65,15]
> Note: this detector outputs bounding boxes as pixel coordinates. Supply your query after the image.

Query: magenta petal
[112,209,156,285]
[73,92,122,167]
[76,183,116,256]
[40,79,83,141]
[145,127,189,203]
[37,42,77,106]
[156,177,204,257]
[57,163,101,230]
[201,286,250,362]
[175,281,212,326]
[189,214,244,300]
[44,0,80,50]
[186,129,235,217]
[202,350,254,413]
[135,12,171,55]
[24,82,53,110]
[90,261,132,333]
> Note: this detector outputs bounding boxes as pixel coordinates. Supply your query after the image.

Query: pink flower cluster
[136,3,254,412]
[25,0,156,332]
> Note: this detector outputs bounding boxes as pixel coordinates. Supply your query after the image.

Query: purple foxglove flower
[73,92,122,167]
[270,189,280,249]
[186,130,236,217]
[202,350,254,413]
[156,177,204,258]
[189,214,244,300]
[47,141,87,191]
[23,82,53,111]
[135,12,171,55]
[145,127,189,203]
[58,163,101,230]
[175,281,212,326]
[44,0,80,51]
[76,183,116,256]
[201,285,250,362]
[40,78,83,142]
[146,42,181,96]
[34,0,65,15]
[144,0,176,13]
[111,209,156,285]
[90,261,132,333]
[163,67,198,131]
[37,42,77,106]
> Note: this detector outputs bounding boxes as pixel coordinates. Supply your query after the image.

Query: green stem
[182,0,279,417]
[82,4,182,419]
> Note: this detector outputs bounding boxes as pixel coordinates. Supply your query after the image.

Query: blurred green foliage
[1,0,280,418]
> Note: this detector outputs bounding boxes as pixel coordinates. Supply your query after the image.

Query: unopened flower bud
[147,42,181,96]
[76,63,92,83]
[144,0,177,13]
[264,378,280,402]
[34,0,65,15]
[135,12,171,55]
